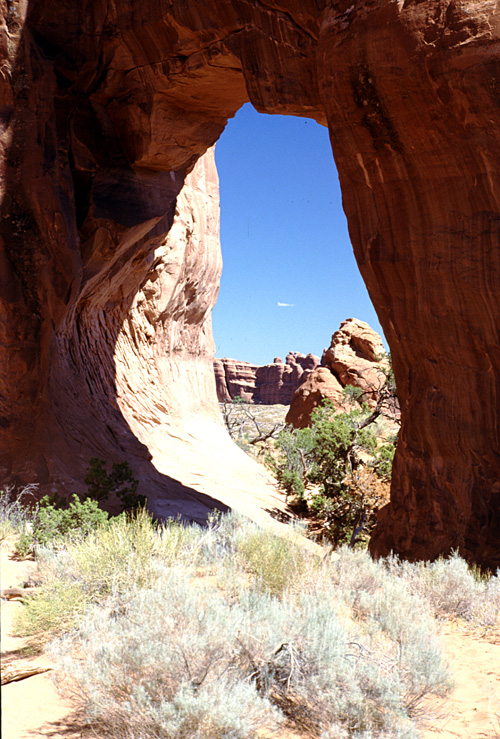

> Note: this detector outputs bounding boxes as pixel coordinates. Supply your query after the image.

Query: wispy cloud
[277,302,295,307]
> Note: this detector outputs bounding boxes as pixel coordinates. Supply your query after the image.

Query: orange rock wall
[1,0,500,565]
[214,353,319,404]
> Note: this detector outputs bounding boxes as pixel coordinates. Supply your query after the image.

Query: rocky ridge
[214,352,319,405]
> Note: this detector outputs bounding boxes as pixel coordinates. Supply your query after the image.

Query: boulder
[322,318,387,406]
[285,367,345,430]
[286,319,387,428]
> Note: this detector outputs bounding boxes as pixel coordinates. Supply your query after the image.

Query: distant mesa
[214,318,389,426]
[214,352,320,405]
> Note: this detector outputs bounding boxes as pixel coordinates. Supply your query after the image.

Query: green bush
[271,425,316,493]
[12,458,142,557]
[308,399,377,493]
[272,395,395,546]
[84,457,144,510]
[277,468,305,498]
[371,440,396,478]
[15,494,110,556]
[35,495,110,545]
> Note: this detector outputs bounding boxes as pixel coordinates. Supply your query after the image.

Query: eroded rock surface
[214,352,319,404]
[1,0,500,566]
[286,319,388,428]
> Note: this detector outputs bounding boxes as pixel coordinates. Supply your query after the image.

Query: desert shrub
[277,467,305,498]
[49,553,450,739]
[234,520,316,595]
[326,548,452,718]
[370,440,396,478]
[35,508,183,598]
[0,485,37,541]
[272,396,396,546]
[15,579,87,641]
[16,509,153,639]
[12,458,143,557]
[84,457,144,510]
[308,399,378,492]
[51,574,281,739]
[385,552,500,628]
[310,468,390,548]
[41,514,451,739]
[14,494,110,557]
[35,495,110,545]
[221,398,286,452]
[17,508,218,641]
[272,425,316,498]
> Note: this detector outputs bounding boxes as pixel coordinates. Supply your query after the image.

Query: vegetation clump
[0,458,143,558]
[270,392,397,546]
[84,457,145,510]
[9,508,499,739]
[2,404,499,738]
[221,396,287,458]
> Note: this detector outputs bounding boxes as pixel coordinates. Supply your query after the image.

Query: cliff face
[1,0,500,566]
[214,353,320,404]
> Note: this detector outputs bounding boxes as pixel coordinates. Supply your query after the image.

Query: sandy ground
[1,535,499,739]
[1,537,91,739]
[420,622,500,739]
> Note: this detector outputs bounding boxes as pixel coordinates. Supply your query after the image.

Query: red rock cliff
[1,0,500,566]
[214,353,319,404]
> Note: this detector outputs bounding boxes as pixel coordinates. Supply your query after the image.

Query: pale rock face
[322,318,387,406]
[1,0,500,566]
[115,149,222,434]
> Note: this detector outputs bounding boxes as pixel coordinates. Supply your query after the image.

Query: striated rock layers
[286,319,387,429]
[1,1,500,566]
[214,353,319,404]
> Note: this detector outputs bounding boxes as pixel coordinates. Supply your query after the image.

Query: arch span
[1,0,499,566]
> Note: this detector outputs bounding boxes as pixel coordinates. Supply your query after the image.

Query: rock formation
[213,358,259,403]
[214,352,319,404]
[286,319,388,428]
[322,319,386,404]
[285,368,346,430]
[1,0,500,567]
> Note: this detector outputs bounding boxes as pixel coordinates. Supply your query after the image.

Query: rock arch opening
[1,0,499,566]
[212,102,385,367]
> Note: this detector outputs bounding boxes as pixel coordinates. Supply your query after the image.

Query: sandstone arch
[1,1,499,567]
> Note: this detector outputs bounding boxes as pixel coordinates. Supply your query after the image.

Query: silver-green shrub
[47,514,456,739]
[384,551,500,627]
[0,485,37,540]
[51,572,281,739]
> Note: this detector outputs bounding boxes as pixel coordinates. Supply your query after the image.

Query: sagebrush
[14,509,499,738]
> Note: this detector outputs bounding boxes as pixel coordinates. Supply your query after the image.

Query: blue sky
[212,103,386,366]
